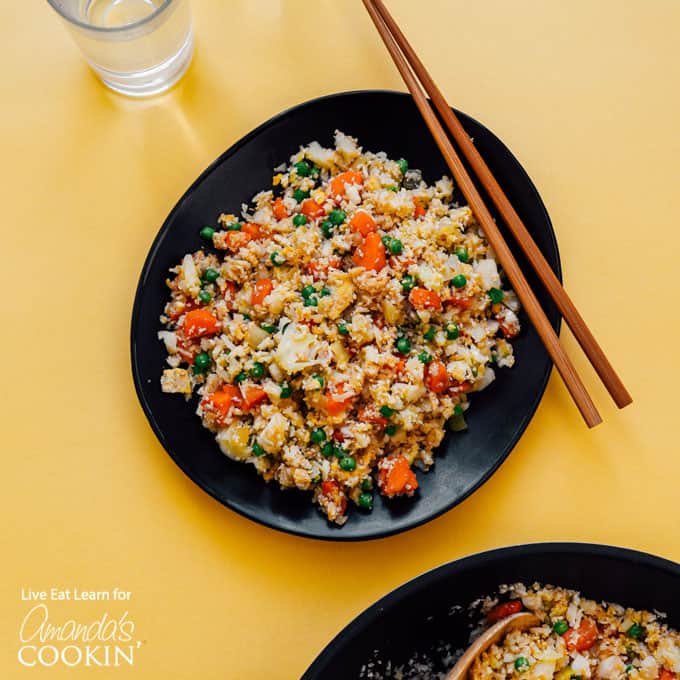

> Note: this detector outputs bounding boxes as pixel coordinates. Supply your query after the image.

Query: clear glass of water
[47,0,193,97]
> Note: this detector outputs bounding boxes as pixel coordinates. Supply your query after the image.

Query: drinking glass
[47,0,193,97]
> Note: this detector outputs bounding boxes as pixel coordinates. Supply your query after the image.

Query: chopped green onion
[261,323,277,334]
[252,442,265,457]
[387,185,398,192]
[384,424,398,436]
[313,374,325,388]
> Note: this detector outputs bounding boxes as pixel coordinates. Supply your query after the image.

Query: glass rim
[46,0,174,34]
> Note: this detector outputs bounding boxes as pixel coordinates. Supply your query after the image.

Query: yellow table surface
[2,1,679,677]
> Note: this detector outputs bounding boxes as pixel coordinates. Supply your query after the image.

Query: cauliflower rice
[472,584,680,680]
[158,131,521,524]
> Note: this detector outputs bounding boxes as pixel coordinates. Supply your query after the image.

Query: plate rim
[301,541,680,678]
[130,89,562,541]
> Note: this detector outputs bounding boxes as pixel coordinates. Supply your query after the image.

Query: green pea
[389,238,403,255]
[199,290,212,304]
[333,444,345,458]
[328,209,346,225]
[249,362,265,379]
[293,213,308,227]
[303,296,318,307]
[200,226,215,241]
[225,222,242,231]
[279,383,292,399]
[193,352,211,372]
[337,321,350,336]
[387,185,398,192]
[270,251,285,267]
[488,287,504,304]
[490,353,497,364]
[379,405,395,418]
[310,428,327,444]
[627,624,645,639]
[261,324,277,334]
[514,657,530,672]
[293,189,310,203]
[252,442,265,457]
[361,477,373,491]
[385,424,397,436]
[313,374,325,388]
[358,492,373,510]
[418,351,432,364]
[453,404,464,417]
[321,220,334,238]
[396,158,408,174]
[395,336,412,355]
[339,455,356,471]
[235,371,247,383]
[310,165,320,179]
[204,268,220,283]
[301,285,316,298]
[294,160,312,177]
[455,246,469,263]
[320,286,331,297]
[401,274,416,292]
[451,274,467,289]
[446,323,460,340]
[321,442,334,457]
[552,620,569,635]
[423,326,436,341]
[381,234,392,247]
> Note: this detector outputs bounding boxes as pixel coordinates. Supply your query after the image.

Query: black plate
[303,543,680,678]
[130,90,561,540]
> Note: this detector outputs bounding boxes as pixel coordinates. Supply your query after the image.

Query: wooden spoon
[444,612,540,680]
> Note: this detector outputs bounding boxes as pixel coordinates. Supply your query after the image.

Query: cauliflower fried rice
[158,131,521,524]
[472,583,680,680]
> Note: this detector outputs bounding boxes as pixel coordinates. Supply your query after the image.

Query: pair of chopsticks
[362,0,632,428]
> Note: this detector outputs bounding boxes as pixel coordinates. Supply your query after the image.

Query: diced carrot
[487,600,523,623]
[223,281,237,308]
[224,230,253,252]
[358,406,388,427]
[449,380,472,395]
[242,223,264,239]
[333,430,345,442]
[307,256,342,279]
[352,232,386,271]
[563,618,598,652]
[325,382,353,416]
[201,386,243,424]
[447,293,472,310]
[379,456,418,497]
[183,309,220,339]
[320,480,347,515]
[167,296,198,321]
[272,197,288,220]
[660,670,676,680]
[301,198,325,220]
[413,197,427,218]
[329,170,364,199]
[409,287,442,311]
[243,386,268,411]
[394,357,407,375]
[176,335,198,364]
[251,278,274,306]
[424,361,449,394]
[349,211,377,236]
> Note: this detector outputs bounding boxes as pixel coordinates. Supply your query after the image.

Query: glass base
[94,30,193,97]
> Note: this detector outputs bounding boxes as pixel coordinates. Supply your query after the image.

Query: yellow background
[2,1,679,677]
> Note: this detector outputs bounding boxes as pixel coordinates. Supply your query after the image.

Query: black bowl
[130,90,561,540]
[303,543,680,679]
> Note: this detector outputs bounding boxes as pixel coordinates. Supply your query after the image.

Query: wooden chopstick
[362,0,603,427]
[368,0,631,411]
